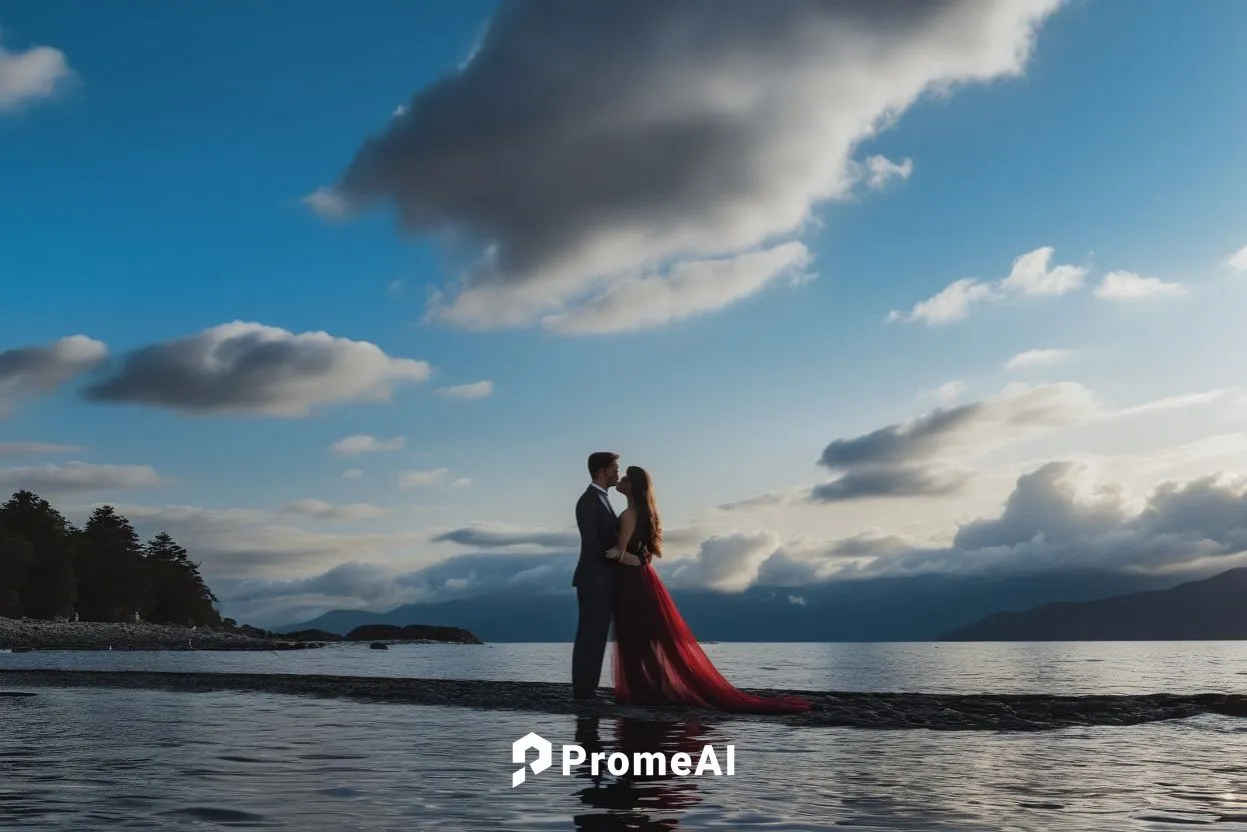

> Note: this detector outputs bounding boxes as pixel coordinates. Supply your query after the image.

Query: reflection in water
[571,715,709,830]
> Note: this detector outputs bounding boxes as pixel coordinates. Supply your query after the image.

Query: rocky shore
[0,618,309,651]
[3,669,1246,731]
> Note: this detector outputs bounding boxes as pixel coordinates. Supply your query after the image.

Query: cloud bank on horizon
[310,0,1065,334]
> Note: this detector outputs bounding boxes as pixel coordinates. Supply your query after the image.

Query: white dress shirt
[590,482,615,517]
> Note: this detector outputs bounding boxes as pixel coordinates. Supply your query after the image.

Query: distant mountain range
[943,566,1247,640]
[273,568,1188,642]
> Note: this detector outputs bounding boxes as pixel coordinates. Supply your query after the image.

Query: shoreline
[0,618,484,651]
[3,669,1246,730]
[0,618,309,651]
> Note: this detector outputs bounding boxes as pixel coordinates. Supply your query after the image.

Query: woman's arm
[605,509,642,565]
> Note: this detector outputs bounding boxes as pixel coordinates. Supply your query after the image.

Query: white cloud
[860,154,913,190]
[935,381,967,404]
[341,469,364,480]
[1093,270,1188,300]
[1113,388,1236,418]
[319,0,1064,332]
[889,247,1086,325]
[451,478,472,489]
[302,187,350,220]
[277,499,390,521]
[330,434,406,455]
[1004,348,1077,371]
[399,468,449,488]
[436,380,494,400]
[888,278,998,324]
[998,247,1088,296]
[0,33,73,113]
[0,462,160,494]
[541,242,813,335]
[0,335,108,415]
[81,322,431,416]
[0,442,85,456]
[1223,246,1247,272]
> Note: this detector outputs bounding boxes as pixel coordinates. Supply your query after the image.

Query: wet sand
[3,669,1246,730]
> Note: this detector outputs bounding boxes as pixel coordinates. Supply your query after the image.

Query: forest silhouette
[0,490,221,626]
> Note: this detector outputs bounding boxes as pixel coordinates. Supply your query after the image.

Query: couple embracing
[571,451,810,714]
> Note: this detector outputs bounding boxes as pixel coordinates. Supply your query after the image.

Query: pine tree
[78,506,155,621]
[0,534,33,618]
[145,531,221,625]
[1,490,77,618]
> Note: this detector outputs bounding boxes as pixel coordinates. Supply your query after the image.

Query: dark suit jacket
[573,485,619,589]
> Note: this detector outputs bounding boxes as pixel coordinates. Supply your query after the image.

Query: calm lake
[5,641,1247,830]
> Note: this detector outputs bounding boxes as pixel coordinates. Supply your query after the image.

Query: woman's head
[621,465,662,556]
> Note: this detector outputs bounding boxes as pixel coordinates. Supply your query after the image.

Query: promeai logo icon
[512,732,553,788]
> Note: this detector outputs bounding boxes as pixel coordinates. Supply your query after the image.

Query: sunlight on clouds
[1004,348,1077,371]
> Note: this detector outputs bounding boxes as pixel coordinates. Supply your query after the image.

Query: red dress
[610,521,811,714]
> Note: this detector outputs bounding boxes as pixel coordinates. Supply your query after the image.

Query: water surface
[5,642,1247,830]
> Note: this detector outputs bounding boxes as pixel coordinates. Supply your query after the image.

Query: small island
[343,624,483,645]
[0,490,482,651]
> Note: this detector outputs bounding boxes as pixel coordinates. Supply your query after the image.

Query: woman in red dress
[605,466,811,714]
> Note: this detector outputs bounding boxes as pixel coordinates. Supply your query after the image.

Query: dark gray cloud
[315,0,1063,330]
[80,322,430,416]
[430,525,578,549]
[808,382,1097,502]
[0,335,107,415]
[431,522,706,552]
[810,466,968,502]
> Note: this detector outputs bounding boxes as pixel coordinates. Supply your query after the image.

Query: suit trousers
[571,578,613,698]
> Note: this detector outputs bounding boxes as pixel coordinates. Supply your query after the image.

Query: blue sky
[3,0,1247,625]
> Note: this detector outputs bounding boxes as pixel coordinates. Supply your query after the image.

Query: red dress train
[611,543,811,714]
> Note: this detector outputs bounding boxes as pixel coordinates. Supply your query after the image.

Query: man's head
[587,452,620,489]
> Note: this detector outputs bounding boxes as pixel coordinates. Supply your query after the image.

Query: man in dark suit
[571,451,620,700]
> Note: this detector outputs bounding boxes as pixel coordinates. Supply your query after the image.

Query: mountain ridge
[942,566,1247,640]
[272,568,1188,642]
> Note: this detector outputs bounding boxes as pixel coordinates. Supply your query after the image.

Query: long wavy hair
[626,465,663,557]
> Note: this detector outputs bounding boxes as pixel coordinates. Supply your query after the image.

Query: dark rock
[369,642,389,650]
[344,624,483,644]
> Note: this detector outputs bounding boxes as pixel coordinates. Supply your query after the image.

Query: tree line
[0,490,222,626]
